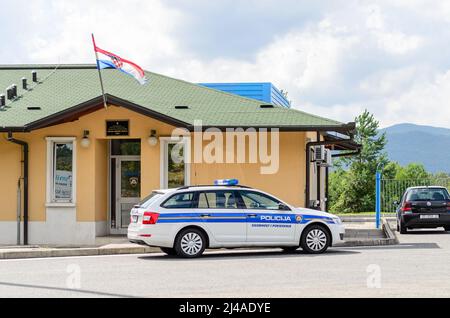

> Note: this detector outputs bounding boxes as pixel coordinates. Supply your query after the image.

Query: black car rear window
[406,188,450,201]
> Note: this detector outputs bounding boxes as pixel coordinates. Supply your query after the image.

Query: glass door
[116,158,141,231]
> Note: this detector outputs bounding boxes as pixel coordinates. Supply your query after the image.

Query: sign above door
[106,120,129,136]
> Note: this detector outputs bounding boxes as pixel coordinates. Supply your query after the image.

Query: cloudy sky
[1,0,450,128]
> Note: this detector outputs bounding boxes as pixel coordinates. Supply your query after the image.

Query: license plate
[420,215,439,219]
[131,215,139,223]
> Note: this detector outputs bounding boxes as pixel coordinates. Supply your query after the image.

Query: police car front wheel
[174,228,207,258]
[300,225,330,254]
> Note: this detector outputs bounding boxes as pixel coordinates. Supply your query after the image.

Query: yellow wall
[191,132,307,207]
[0,105,176,223]
[0,139,21,221]
[0,104,312,224]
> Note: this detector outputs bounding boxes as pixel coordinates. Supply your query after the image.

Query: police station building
[0,64,359,245]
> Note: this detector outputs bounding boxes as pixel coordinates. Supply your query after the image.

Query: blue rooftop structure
[199,82,291,108]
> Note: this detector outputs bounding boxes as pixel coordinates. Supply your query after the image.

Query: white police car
[128,179,345,258]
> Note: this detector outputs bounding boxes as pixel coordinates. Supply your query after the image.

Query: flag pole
[91,33,108,109]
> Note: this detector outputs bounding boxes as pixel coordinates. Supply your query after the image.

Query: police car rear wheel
[301,225,330,254]
[175,229,206,258]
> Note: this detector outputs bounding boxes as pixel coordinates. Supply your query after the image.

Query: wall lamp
[147,129,158,146]
[80,130,91,148]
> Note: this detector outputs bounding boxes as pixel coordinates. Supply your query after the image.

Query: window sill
[46,202,76,208]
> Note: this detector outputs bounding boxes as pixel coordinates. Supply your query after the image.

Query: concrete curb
[337,219,398,247]
[0,246,157,260]
[382,218,400,245]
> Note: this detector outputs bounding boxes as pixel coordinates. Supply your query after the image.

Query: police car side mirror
[278,203,291,211]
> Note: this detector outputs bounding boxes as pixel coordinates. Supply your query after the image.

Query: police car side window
[239,191,281,210]
[197,192,209,209]
[161,192,195,209]
[196,191,239,209]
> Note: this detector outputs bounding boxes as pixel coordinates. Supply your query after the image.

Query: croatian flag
[94,45,148,85]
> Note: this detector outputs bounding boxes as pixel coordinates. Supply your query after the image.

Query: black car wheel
[174,228,207,258]
[160,247,177,256]
[399,219,407,234]
[444,226,450,232]
[300,225,330,254]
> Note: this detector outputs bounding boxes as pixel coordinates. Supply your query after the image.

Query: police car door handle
[247,214,257,217]
[200,214,211,218]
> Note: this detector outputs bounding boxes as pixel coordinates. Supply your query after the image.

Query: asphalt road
[0,228,449,298]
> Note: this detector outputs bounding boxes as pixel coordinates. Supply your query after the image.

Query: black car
[396,186,450,234]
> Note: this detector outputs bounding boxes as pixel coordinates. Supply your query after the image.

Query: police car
[128,179,345,258]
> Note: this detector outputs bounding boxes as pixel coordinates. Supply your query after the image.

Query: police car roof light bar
[214,179,239,186]
[177,183,251,191]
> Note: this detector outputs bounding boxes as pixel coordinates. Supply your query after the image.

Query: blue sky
[1,0,450,128]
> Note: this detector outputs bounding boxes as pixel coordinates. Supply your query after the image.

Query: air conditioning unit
[314,145,326,162]
[314,146,333,167]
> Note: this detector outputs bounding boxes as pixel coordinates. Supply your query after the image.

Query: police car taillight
[214,179,239,186]
[142,212,159,225]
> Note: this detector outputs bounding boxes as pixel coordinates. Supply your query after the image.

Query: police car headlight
[332,217,342,225]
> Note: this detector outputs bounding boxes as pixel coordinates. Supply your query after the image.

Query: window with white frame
[46,137,76,204]
[160,137,190,189]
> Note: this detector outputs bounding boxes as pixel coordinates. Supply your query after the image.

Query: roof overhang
[323,132,361,151]
[0,94,356,134]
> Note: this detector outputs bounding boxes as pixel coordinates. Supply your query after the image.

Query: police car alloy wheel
[175,228,207,258]
[300,225,330,254]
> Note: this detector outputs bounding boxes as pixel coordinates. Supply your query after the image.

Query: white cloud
[3,0,450,129]
[24,0,183,67]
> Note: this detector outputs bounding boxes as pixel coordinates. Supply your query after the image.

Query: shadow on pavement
[403,230,449,235]
[0,281,135,298]
[138,248,360,261]
[336,242,440,251]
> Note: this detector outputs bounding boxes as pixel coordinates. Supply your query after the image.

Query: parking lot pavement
[395,227,450,247]
[0,228,449,298]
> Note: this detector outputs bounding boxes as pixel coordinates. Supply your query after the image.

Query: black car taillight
[402,202,412,213]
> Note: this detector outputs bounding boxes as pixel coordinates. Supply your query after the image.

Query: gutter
[7,132,28,245]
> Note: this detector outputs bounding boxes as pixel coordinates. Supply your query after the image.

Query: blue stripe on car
[156,212,334,224]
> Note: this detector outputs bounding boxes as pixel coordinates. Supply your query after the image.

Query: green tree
[329,110,388,213]
[395,163,430,180]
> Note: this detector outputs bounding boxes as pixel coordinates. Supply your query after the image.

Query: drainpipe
[8,132,28,245]
[17,179,21,245]
[305,139,359,209]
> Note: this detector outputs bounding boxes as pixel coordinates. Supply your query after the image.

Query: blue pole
[375,171,381,229]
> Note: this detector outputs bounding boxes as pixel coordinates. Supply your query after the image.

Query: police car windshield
[139,192,164,209]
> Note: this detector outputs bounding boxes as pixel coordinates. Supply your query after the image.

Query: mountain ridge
[379,123,450,173]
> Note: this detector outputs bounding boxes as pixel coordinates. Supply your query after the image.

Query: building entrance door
[109,140,141,234]
[116,158,141,231]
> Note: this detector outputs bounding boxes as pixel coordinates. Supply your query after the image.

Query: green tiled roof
[0,64,349,131]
